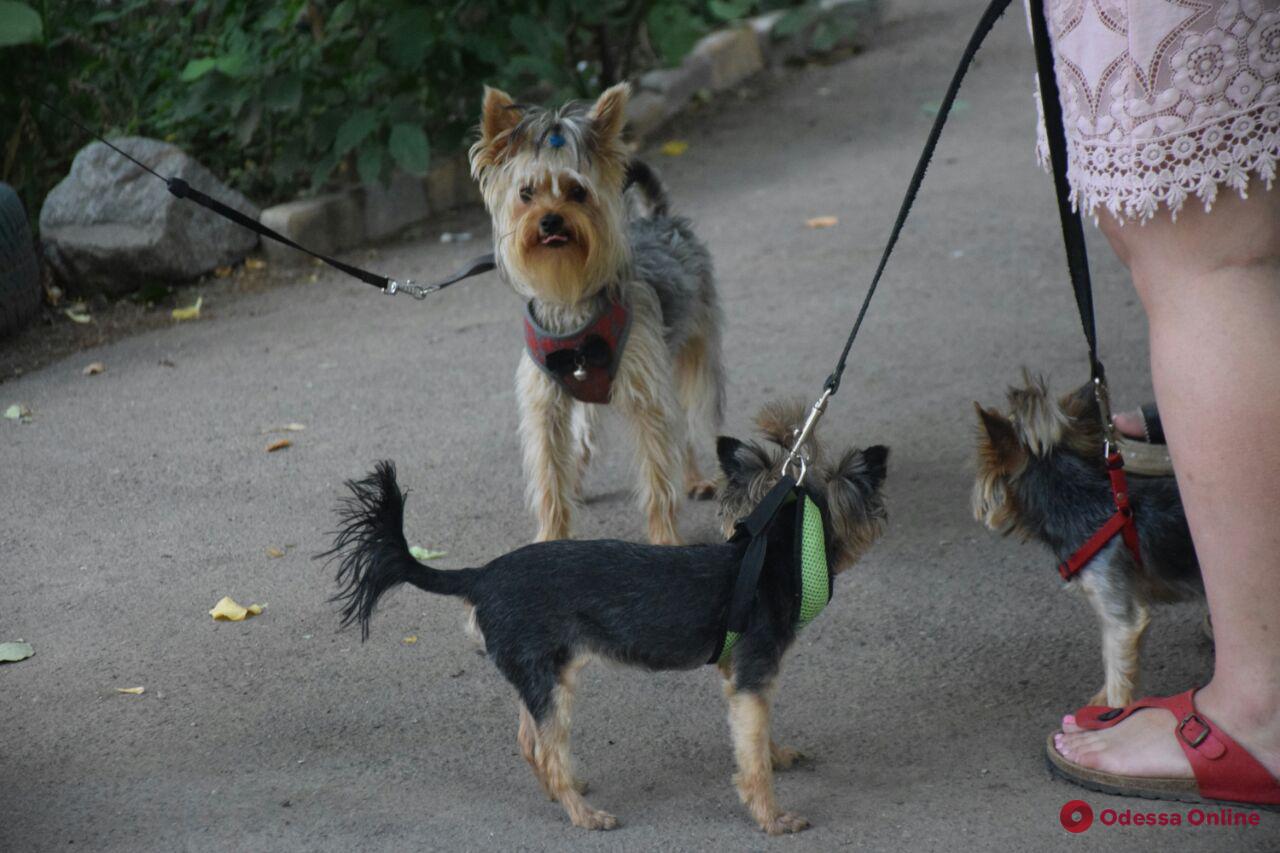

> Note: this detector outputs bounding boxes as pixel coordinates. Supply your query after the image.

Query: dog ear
[717,436,771,485]
[975,402,1024,467]
[827,445,890,503]
[480,86,521,145]
[590,82,630,148]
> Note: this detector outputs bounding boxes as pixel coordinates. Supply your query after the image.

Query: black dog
[326,404,888,834]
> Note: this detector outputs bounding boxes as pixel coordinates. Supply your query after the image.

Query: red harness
[1057,451,1144,581]
[523,298,632,405]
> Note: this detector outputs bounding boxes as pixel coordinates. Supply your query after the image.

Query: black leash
[35,99,495,299]
[1027,0,1104,384]
[822,0,1016,397]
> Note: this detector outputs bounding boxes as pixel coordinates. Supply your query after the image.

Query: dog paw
[761,812,810,835]
[573,809,619,831]
[686,480,717,501]
[771,745,804,770]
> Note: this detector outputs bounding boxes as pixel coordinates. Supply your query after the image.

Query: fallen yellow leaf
[82,362,106,376]
[214,265,233,278]
[209,596,264,621]
[266,438,292,453]
[403,636,418,645]
[65,306,92,324]
[806,216,839,229]
[244,257,267,271]
[660,140,689,157]
[265,547,285,559]
[172,296,203,321]
[116,686,145,695]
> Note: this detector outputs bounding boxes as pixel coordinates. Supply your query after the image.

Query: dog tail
[324,461,477,639]
[624,158,670,218]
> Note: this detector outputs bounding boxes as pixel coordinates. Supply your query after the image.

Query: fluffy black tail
[323,461,476,639]
[624,158,670,217]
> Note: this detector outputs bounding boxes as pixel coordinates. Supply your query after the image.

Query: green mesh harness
[710,479,832,666]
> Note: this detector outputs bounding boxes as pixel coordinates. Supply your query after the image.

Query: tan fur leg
[570,402,598,499]
[517,354,578,541]
[611,313,685,545]
[1082,583,1151,707]
[535,661,615,830]
[518,702,554,798]
[674,333,722,500]
[725,687,809,835]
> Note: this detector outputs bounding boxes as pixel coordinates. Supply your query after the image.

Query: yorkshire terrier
[972,373,1203,707]
[326,404,889,834]
[469,82,724,545]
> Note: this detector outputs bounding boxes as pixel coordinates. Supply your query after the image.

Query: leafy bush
[2,0,819,232]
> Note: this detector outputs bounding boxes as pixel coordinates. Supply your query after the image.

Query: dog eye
[519,186,533,203]
[568,185,588,203]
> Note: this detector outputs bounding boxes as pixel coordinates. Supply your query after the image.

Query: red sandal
[1046,688,1280,811]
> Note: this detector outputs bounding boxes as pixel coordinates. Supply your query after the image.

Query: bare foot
[1113,410,1147,440]
[1054,684,1280,781]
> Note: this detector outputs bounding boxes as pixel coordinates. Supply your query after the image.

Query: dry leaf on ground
[209,597,264,621]
[659,140,689,156]
[403,636,418,645]
[82,362,105,376]
[264,423,306,434]
[265,438,292,453]
[805,216,839,229]
[4,403,31,421]
[172,296,203,321]
[265,547,285,559]
[214,265,233,278]
[0,641,34,663]
[65,305,92,324]
[115,686,145,695]
[245,257,267,271]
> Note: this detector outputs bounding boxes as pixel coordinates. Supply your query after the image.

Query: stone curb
[258,0,882,264]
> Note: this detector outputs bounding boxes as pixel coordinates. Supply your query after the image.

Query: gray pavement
[3,2,1276,851]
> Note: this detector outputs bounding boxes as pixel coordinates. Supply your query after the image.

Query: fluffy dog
[972,374,1203,706]
[326,405,888,833]
[469,83,724,545]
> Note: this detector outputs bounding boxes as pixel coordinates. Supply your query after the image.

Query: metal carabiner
[384,279,441,300]
[779,387,832,486]
[1093,373,1118,458]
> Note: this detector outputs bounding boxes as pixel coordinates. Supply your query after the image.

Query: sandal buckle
[1178,712,1210,748]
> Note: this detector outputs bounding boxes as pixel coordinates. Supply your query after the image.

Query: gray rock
[39,137,260,295]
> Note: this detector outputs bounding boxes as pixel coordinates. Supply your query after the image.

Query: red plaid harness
[523,297,632,405]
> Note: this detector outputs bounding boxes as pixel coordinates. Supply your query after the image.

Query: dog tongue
[542,233,568,245]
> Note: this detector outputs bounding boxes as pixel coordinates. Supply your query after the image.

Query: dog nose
[539,213,565,235]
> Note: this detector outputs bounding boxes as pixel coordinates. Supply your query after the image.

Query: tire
[0,182,41,340]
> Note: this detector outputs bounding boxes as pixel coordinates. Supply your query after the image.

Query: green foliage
[2,0,826,234]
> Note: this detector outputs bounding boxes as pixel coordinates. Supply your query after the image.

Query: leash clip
[384,279,440,300]
[1093,373,1118,458]
[780,387,832,486]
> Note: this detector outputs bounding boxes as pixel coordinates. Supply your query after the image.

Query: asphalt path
[3,2,1274,850]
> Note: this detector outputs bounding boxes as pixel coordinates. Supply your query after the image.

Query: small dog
[972,373,1203,707]
[469,82,724,545]
[326,405,888,834]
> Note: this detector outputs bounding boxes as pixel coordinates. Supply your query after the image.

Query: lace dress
[1034,0,1280,221]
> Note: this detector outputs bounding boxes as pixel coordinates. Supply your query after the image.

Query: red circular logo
[1060,800,1094,833]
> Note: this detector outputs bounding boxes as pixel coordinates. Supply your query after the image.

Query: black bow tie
[545,335,612,378]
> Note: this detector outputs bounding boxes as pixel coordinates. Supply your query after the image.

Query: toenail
[1064,714,1076,726]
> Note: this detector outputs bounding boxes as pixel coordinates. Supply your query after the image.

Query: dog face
[716,402,890,574]
[469,84,632,305]
[972,371,1103,533]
